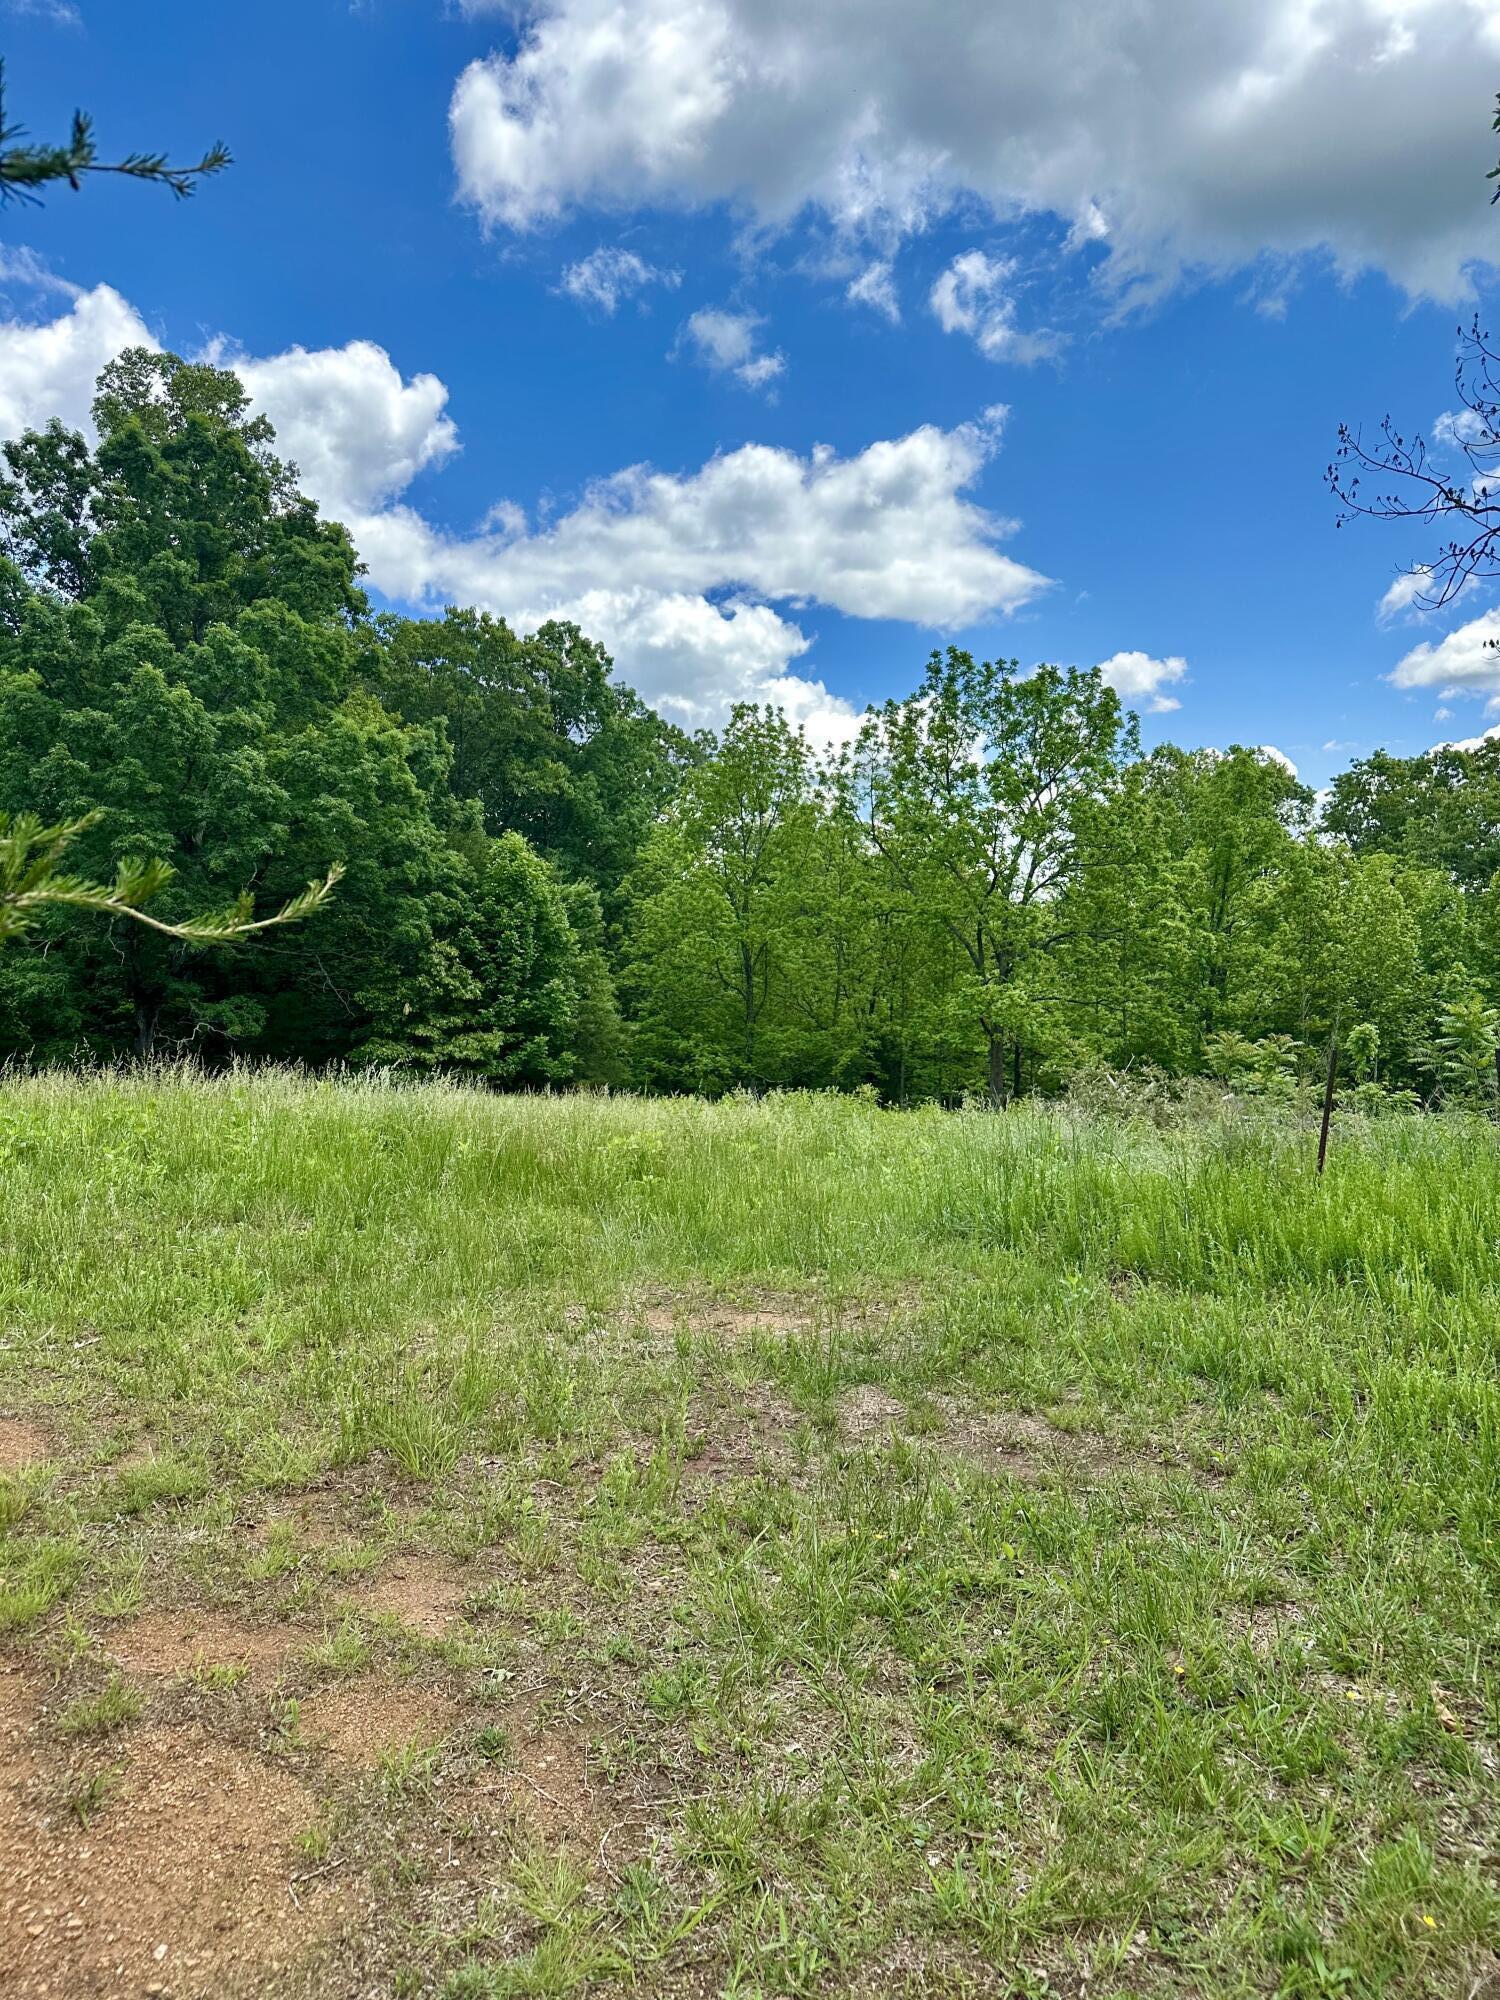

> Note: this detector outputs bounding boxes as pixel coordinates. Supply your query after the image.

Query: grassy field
[0,1073,1496,1999]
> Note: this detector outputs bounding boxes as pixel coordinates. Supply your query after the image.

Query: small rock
[153,1944,168,1963]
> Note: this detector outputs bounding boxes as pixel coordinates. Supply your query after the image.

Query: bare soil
[351,1554,472,1637]
[0,1418,53,1474]
[300,1680,457,1765]
[106,1610,299,1684]
[0,1677,343,2000]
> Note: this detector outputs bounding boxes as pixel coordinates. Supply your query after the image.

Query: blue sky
[3,0,1499,782]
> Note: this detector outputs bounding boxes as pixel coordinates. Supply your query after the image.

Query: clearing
[0,1072,1495,1998]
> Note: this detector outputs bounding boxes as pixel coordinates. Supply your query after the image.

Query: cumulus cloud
[1389,609,1500,704]
[268,398,1046,736]
[0,289,1043,744]
[0,292,463,529]
[1096,649,1187,713]
[1431,406,1491,450]
[1258,745,1299,775]
[351,406,1042,627]
[559,246,681,313]
[449,0,1500,301]
[0,280,156,440]
[222,339,460,518]
[1434,721,1500,751]
[929,251,1058,364]
[676,308,785,389]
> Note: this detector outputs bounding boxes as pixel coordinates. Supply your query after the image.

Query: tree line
[2,348,1497,1107]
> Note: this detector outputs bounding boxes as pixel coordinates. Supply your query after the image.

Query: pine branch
[0,811,341,946]
[0,63,230,206]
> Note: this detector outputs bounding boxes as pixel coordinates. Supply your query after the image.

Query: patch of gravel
[0,1701,343,1999]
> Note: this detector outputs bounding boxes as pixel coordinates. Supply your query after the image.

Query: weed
[64,1765,118,1827]
[306,1615,373,1676]
[57,1675,144,1735]
[378,1733,443,1797]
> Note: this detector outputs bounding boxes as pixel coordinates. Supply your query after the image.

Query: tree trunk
[133,994,161,1062]
[740,939,756,1074]
[987,1035,1007,1109]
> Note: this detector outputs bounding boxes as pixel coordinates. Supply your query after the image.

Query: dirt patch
[0,1417,52,1474]
[508,1723,599,1844]
[111,1434,167,1474]
[935,1402,1126,1484]
[0,1723,343,1999]
[683,1385,803,1492]
[0,1664,38,1784]
[631,1289,816,1344]
[839,1385,908,1441]
[354,1555,471,1638]
[300,1679,456,1765]
[106,1610,298,1683]
[1225,1600,1308,1658]
[455,1714,604,1854]
[247,1492,346,1552]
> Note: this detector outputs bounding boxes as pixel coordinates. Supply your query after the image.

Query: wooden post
[1317,1029,1339,1175]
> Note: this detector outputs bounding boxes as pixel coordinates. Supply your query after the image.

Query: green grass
[56,1673,145,1735]
[0,1067,1497,1997]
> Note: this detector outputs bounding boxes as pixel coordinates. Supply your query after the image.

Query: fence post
[1317,1030,1339,1175]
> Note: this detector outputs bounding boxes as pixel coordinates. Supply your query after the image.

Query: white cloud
[449,0,1500,302]
[0,248,79,296]
[0,281,155,440]
[677,308,785,389]
[349,406,1043,628]
[1431,406,1491,450]
[0,290,1041,744]
[1433,721,1500,752]
[1257,745,1299,775]
[1389,609,1500,703]
[847,259,900,323]
[1065,201,1110,252]
[559,246,681,313]
[1096,649,1187,713]
[222,339,460,518]
[1376,565,1435,622]
[929,251,1058,364]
